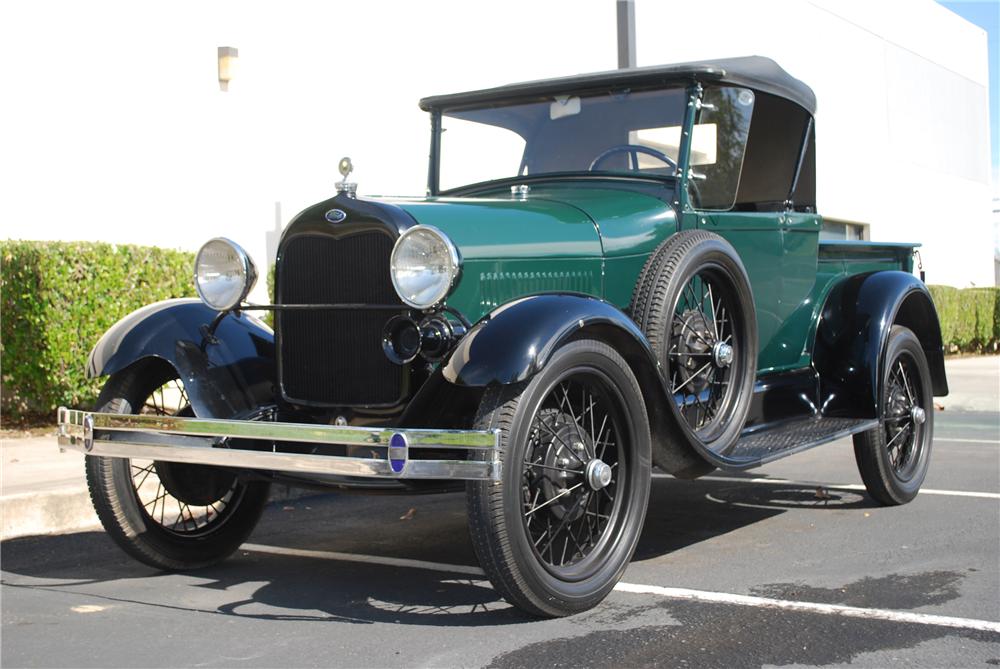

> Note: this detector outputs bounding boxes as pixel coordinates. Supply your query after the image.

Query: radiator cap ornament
[336,156,357,197]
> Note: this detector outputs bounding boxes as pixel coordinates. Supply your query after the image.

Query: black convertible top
[419,56,816,115]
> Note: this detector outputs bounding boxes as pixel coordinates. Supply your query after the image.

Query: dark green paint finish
[680,208,821,371]
[393,195,604,324]
[394,185,678,322]
[680,210,919,373]
[603,254,651,310]
[758,246,920,374]
[391,197,601,260]
[819,240,917,273]
[510,185,679,258]
[455,183,679,312]
[447,258,602,320]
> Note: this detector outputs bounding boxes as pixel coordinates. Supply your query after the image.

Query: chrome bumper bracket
[57,407,501,481]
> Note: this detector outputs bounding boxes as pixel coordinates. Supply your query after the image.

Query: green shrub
[1,241,195,422]
[928,285,1000,352]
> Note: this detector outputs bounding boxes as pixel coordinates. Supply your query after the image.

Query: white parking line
[613,583,1000,633]
[656,474,1000,499]
[937,437,1000,445]
[242,543,1000,633]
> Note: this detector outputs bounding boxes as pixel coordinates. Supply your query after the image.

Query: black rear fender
[813,271,948,419]
[87,299,276,418]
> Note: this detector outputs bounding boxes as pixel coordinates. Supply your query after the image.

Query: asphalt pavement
[2,357,998,667]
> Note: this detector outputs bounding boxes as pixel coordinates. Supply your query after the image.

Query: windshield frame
[426,85,701,197]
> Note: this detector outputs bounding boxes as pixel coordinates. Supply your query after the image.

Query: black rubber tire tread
[466,383,529,609]
[628,231,691,332]
[629,229,758,452]
[853,326,934,506]
[466,339,651,618]
[85,363,271,571]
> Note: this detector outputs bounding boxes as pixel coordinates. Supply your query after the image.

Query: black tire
[467,339,651,617]
[630,230,757,455]
[853,326,934,505]
[85,362,271,570]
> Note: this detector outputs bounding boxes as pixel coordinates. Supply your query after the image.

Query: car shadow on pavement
[1,475,878,627]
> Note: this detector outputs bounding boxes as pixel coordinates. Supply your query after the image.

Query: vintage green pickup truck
[59,56,947,617]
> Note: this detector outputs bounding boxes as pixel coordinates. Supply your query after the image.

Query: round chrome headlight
[193,238,258,311]
[390,226,460,309]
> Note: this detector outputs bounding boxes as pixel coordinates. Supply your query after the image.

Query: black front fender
[440,294,654,387]
[88,299,276,419]
[434,294,713,478]
[813,271,948,419]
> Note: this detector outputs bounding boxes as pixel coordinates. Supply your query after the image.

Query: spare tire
[630,230,758,457]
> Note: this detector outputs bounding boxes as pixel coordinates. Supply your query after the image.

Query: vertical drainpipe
[617,0,636,69]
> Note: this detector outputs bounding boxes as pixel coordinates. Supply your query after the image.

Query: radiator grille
[277,231,405,406]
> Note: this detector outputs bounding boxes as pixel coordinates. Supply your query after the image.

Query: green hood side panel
[391,187,677,321]
[392,197,603,323]
[521,185,678,309]
[391,197,601,259]
[519,185,678,258]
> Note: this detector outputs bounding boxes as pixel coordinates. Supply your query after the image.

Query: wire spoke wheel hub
[884,355,925,480]
[125,377,244,537]
[467,338,652,617]
[521,374,625,575]
[669,269,738,435]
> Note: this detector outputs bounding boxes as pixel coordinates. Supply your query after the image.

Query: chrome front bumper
[57,407,501,481]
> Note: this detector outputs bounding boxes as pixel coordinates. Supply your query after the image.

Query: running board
[718,417,879,470]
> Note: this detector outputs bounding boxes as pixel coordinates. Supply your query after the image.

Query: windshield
[438,87,690,191]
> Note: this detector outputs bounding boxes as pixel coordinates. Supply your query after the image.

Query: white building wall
[0,0,993,297]
[637,0,993,287]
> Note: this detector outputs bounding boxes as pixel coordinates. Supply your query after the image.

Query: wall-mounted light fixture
[218,46,238,92]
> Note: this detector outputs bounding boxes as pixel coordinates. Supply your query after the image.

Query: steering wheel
[589,144,678,172]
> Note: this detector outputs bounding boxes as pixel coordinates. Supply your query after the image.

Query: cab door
[686,210,818,374]
[682,88,819,373]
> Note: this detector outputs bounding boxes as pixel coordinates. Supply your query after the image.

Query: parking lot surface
[3,362,998,667]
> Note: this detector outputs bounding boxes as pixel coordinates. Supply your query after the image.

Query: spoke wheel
[631,230,757,460]
[467,340,651,618]
[882,356,925,480]
[86,361,271,570]
[121,378,244,537]
[854,326,934,505]
[668,269,739,439]
[521,374,626,578]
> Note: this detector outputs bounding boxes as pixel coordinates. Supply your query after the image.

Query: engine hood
[387,196,601,259]
[387,183,675,260]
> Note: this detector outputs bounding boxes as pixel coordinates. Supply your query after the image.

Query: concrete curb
[1,433,321,540]
[1,477,321,542]
[2,488,100,540]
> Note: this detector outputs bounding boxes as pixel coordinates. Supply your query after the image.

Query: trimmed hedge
[928,285,1000,353]
[1,241,195,422]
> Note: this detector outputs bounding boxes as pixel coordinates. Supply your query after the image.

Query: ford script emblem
[325,208,347,223]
